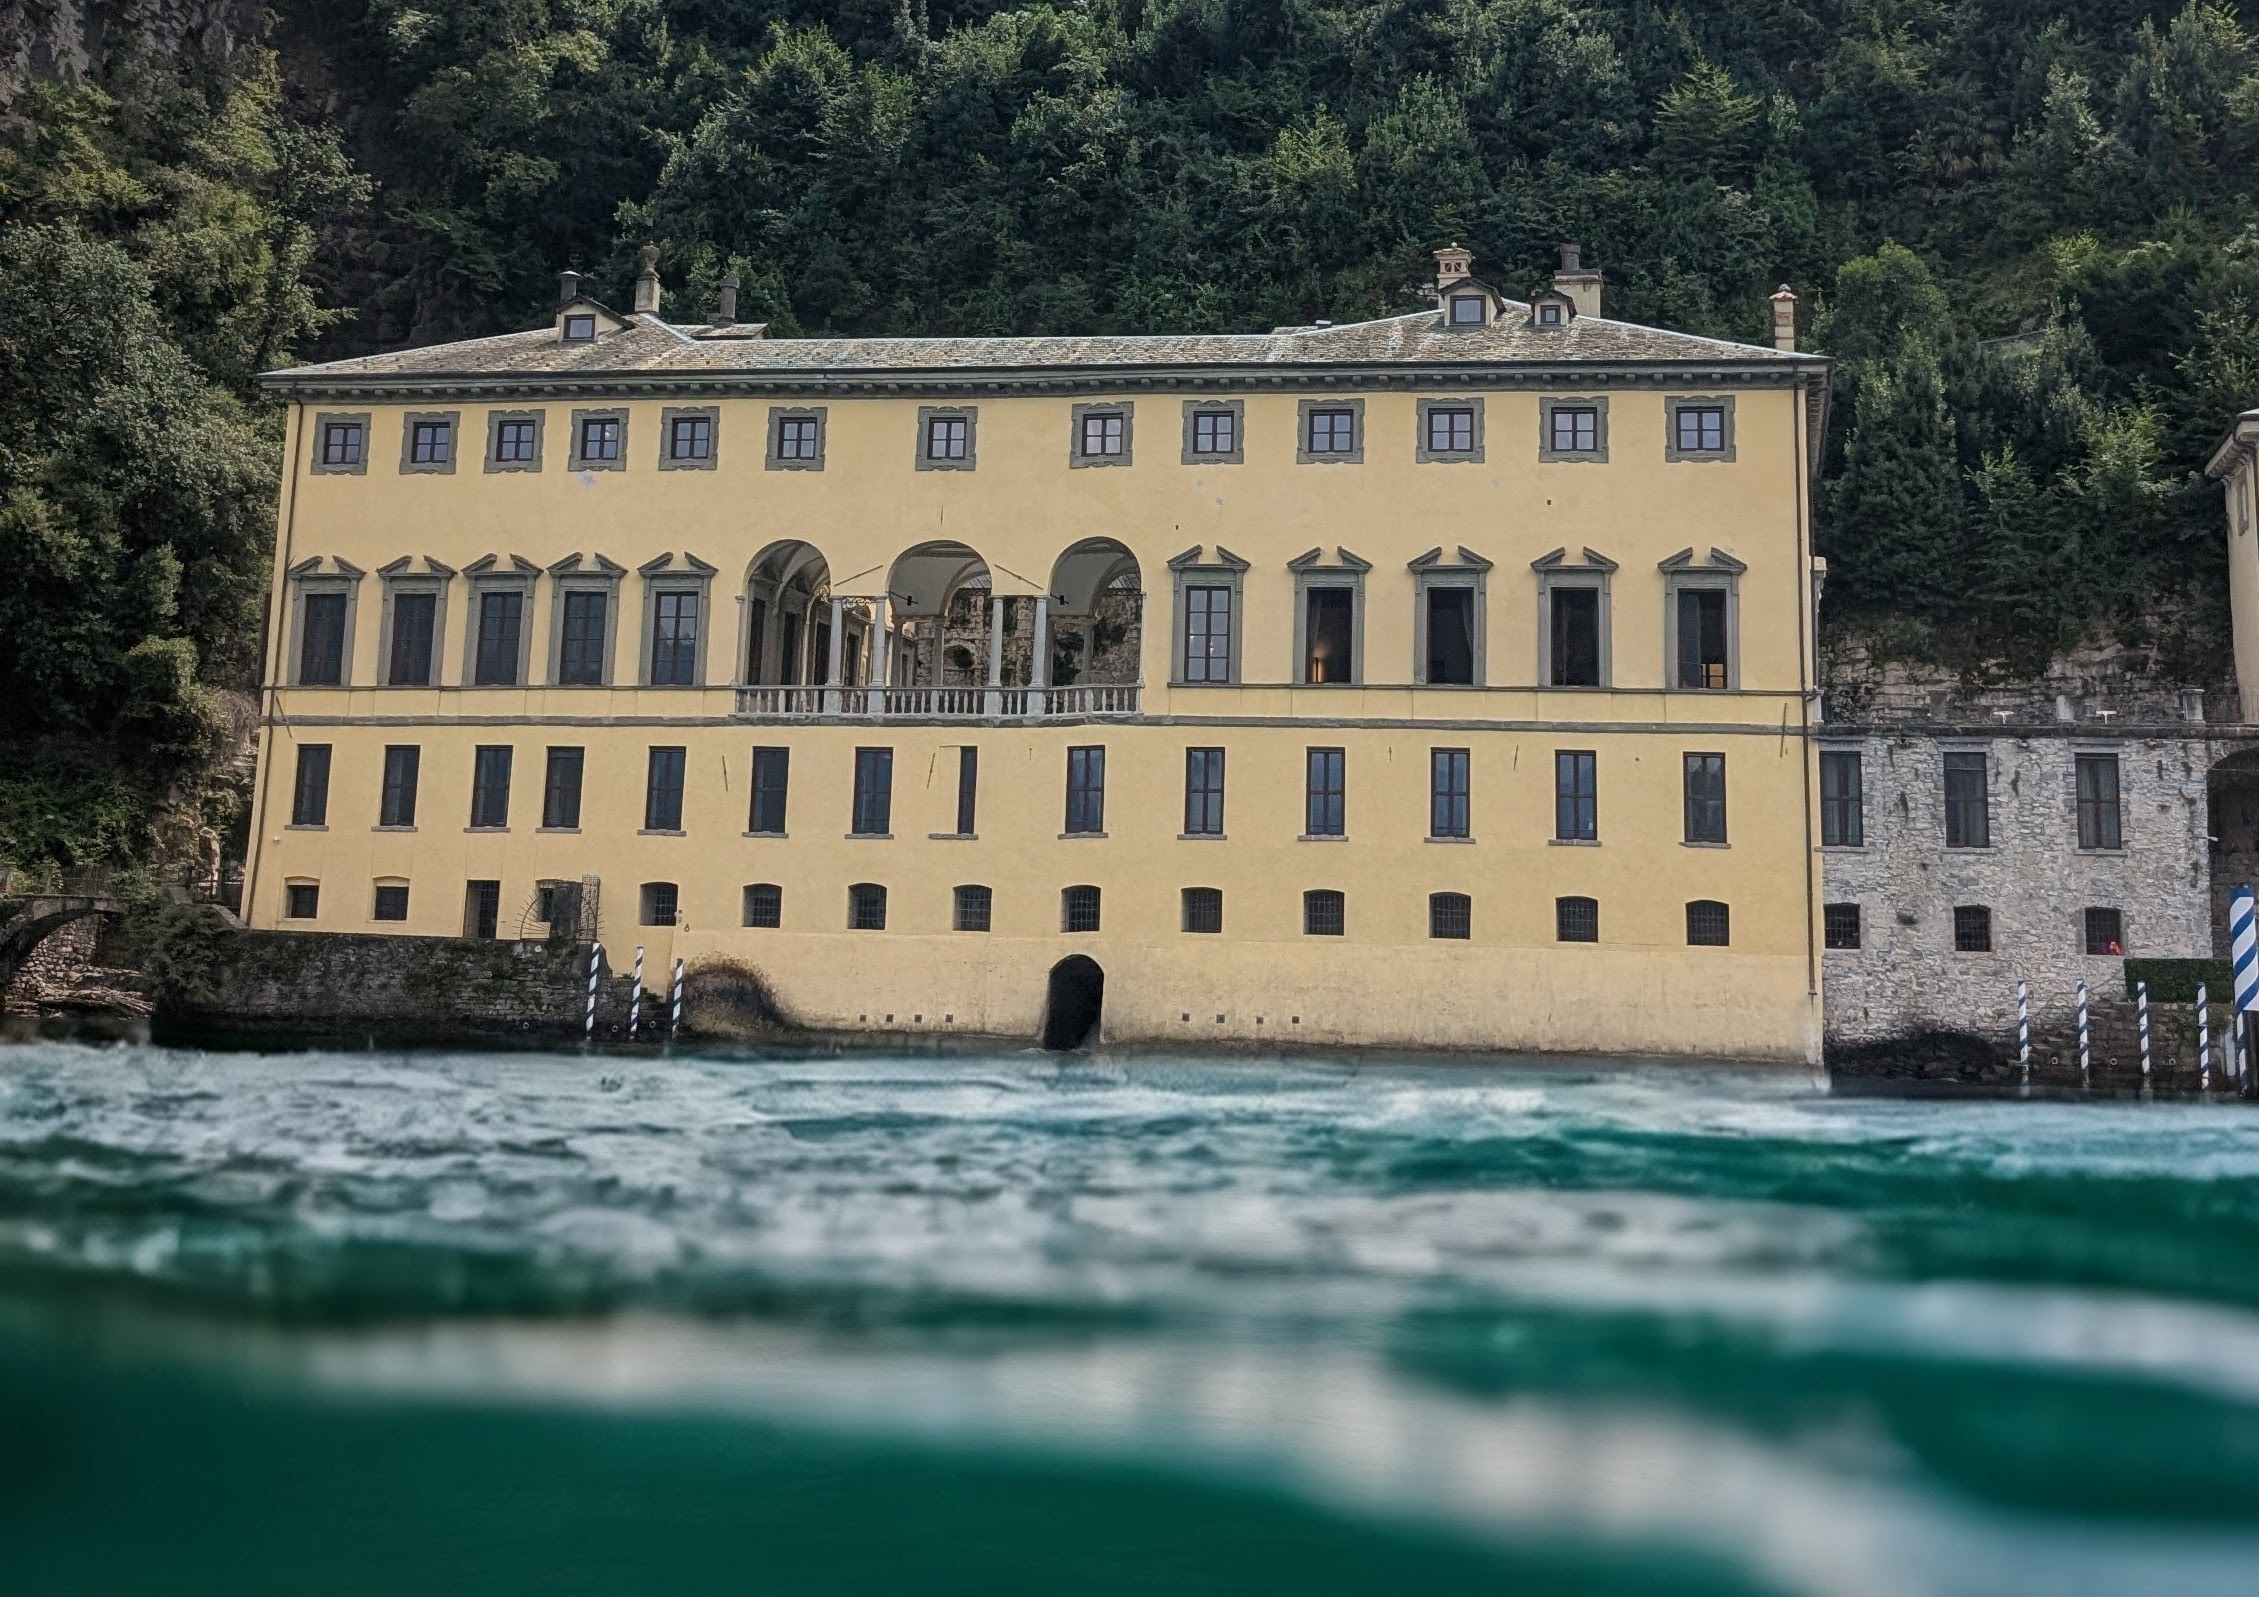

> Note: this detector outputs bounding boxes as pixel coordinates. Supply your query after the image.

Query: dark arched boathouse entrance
[1040,956,1104,1050]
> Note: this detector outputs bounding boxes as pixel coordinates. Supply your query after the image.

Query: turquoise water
[3,1042,2258,1596]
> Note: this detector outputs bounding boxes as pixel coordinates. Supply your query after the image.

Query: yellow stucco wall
[246,378,1826,1062]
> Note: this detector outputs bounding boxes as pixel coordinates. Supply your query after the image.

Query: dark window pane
[388,592,435,685]
[1307,409,1356,453]
[1687,900,1731,946]
[1184,585,1233,682]
[852,748,893,835]
[644,746,685,831]
[379,745,420,828]
[1080,413,1125,457]
[927,416,968,460]
[1184,748,1225,836]
[1066,746,1106,834]
[1550,587,1600,687]
[1425,587,1475,684]
[299,593,346,685]
[1820,751,1864,847]
[1430,748,1470,839]
[1192,410,1236,454]
[373,885,409,922]
[1557,896,1599,943]
[778,415,820,459]
[559,591,609,684]
[650,591,699,685]
[321,422,363,466]
[470,746,512,828]
[1944,752,1989,848]
[1304,588,1353,683]
[1824,903,1862,950]
[751,747,790,834]
[542,747,583,829]
[1426,408,1475,453]
[465,880,501,940]
[640,882,678,926]
[285,884,320,919]
[2076,754,2122,850]
[1062,885,1102,933]
[563,314,595,342]
[956,746,978,836]
[1429,892,1471,940]
[579,417,620,460]
[291,745,331,826]
[1677,407,1725,453]
[848,883,887,930]
[670,415,712,460]
[410,420,452,464]
[1306,748,1345,836]
[744,883,783,928]
[1304,889,1345,937]
[495,420,538,462]
[1676,588,1729,689]
[1550,407,1598,452]
[954,885,991,933]
[1555,751,1597,841]
[2085,907,2125,956]
[1449,295,1484,325]
[1953,905,1991,953]
[1683,754,1727,844]
[1182,887,1223,934]
[474,591,523,685]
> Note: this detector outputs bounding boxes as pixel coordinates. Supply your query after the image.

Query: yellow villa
[246,245,1833,1060]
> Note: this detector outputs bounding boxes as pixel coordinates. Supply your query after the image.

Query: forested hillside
[6,0,2259,866]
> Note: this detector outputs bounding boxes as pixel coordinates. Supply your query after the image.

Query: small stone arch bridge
[0,871,127,997]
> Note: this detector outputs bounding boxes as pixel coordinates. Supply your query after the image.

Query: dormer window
[1448,294,1486,327]
[563,313,596,343]
[1538,303,1563,327]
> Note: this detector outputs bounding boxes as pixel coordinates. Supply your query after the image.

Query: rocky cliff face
[0,0,262,107]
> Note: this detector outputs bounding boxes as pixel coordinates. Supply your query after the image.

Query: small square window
[579,416,621,463]
[563,313,597,342]
[1550,407,1600,454]
[1191,409,1236,455]
[954,884,993,933]
[1556,896,1598,943]
[1953,905,1992,954]
[1306,408,1356,455]
[1675,407,1726,454]
[849,882,887,930]
[1448,295,1484,326]
[1062,885,1102,934]
[285,883,320,920]
[494,419,539,463]
[743,883,782,928]
[776,414,821,461]
[1429,892,1471,940]
[1687,900,1731,947]
[1182,887,1223,934]
[408,419,452,466]
[669,414,713,461]
[1538,303,1563,327]
[1824,903,1861,950]
[320,421,364,467]
[640,882,679,926]
[373,885,410,922]
[1304,889,1345,937]
[1080,412,1125,458]
[1425,407,1476,454]
[2085,907,2125,956]
[927,415,969,460]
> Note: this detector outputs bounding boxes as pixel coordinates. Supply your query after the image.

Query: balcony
[735,683,1141,721]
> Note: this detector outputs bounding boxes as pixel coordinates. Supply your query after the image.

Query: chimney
[557,270,581,307]
[1770,284,1798,352]
[633,245,661,315]
[1433,243,1474,294]
[712,274,739,327]
[1552,244,1603,319]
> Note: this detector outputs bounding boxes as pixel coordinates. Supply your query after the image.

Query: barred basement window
[1429,892,1471,940]
[1182,887,1223,934]
[373,884,409,922]
[640,882,679,926]
[848,882,887,930]
[1686,899,1731,947]
[1953,905,1992,953]
[1304,889,1345,937]
[743,883,782,928]
[285,883,320,920]
[954,884,992,933]
[2085,907,2124,956]
[1062,884,1102,933]
[464,880,501,940]
[1824,902,1861,950]
[1556,896,1598,943]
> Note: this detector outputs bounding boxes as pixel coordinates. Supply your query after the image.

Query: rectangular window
[1080,412,1126,457]
[1304,889,1345,937]
[558,591,609,685]
[1191,409,1236,455]
[388,591,435,686]
[849,883,888,930]
[465,880,501,940]
[1943,752,1989,848]
[1676,589,1729,689]
[1676,406,1727,454]
[1306,408,1356,455]
[926,414,969,461]
[1555,751,1597,841]
[1820,751,1864,847]
[1184,748,1225,836]
[1429,892,1472,940]
[1549,587,1601,687]
[1066,746,1106,835]
[291,744,331,826]
[409,418,452,466]
[1549,406,1599,453]
[1824,903,1862,950]
[1449,295,1485,325]
[1687,900,1731,946]
[650,591,700,685]
[474,590,523,686]
[1304,588,1353,683]
[640,882,679,926]
[852,748,893,836]
[955,746,978,837]
[668,414,713,461]
[2085,907,2125,956]
[1429,749,1470,839]
[1182,887,1223,934]
[1424,587,1475,685]
[319,420,364,467]
[563,313,596,343]
[954,884,992,933]
[1306,748,1346,836]
[744,883,783,928]
[777,414,820,460]
[1062,885,1102,933]
[1556,896,1599,943]
[542,747,583,829]
[470,746,512,829]
[644,746,686,831]
[285,883,320,919]
[1183,585,1233,683]
[379,745,420,827]
[578,415,621,462]
[750,746,790,835]
[1425,407,1476,454]
[373,884,409,922]
[495,418,539,463]
[1953,904,1992,953]
[2076,754,2123,850]
[1683,754,1727,844]
[299,592,346,686]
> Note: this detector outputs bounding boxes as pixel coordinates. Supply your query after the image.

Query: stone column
[866,594,891,716]
[823,596,844,714]
[1031,595,1051,713]
[985,595,1006,717]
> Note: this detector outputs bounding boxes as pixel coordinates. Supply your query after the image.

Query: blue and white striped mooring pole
[2198,981,2212,1090]
[2076,980,2091,1081]
[2137,981,2150,1078]
[670,958,685,1041]
[629,946,645,1037]
[2232,885,2257,1086]
[2016,980,2030,1075]
[585,942,604,1043]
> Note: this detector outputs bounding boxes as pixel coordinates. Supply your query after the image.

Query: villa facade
[246,246,1834,1060]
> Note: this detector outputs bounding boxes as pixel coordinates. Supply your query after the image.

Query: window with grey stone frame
[286,560,364,687]
[310,411,371,476]
[1664,395,1736,463]
[1167,544,1249,685]
[1660,547,1744,692]
[484,409,545,473]
[398,410,460,475]
[375,558,451,687]
[1070,401,1134,468]
[765,406,826,471]
[567,407,629,472]
[915,405,977,471]
[545,554,625,686]
[658,405,720,471]
[1538,395,1609,462]
[637,554,717,687]
[1415,398,1485,464]
[1531,547,1617,689]
[1180,399,1245,465]
[1289,546,1370,685]
[459,556,539,687]
[1296,397,1365,465]
[1409,547,1490,686]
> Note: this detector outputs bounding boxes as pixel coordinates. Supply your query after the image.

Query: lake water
[3,1040,2257,1596]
